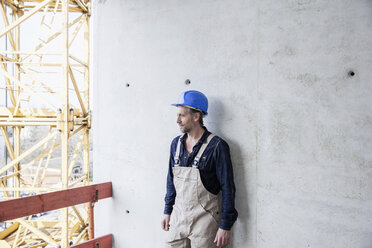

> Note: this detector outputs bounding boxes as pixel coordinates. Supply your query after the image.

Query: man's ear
[193,112,201,122]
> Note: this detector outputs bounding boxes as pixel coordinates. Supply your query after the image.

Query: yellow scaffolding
[0,0,91,247]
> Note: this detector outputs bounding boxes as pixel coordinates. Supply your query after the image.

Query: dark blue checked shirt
[164,128,238,230]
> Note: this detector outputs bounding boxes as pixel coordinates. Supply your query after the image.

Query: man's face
[176,106,197,133]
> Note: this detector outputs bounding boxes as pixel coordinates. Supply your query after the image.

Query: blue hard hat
[172,90,208,115]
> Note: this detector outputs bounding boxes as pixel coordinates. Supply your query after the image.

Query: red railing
[0,182,113,248]
[70,234,113,248]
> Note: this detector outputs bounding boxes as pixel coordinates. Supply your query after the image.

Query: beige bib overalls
[166,134,220,248]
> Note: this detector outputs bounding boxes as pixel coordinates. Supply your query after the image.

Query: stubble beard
[180,125,190,133]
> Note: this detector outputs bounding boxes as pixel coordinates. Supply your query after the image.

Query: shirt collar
[180,127,211,145]
[198,127,211,144]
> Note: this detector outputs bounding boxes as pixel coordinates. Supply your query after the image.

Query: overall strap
[193,134,216,168]
[174,136,182,166]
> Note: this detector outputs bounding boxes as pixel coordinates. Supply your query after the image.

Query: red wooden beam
[0,182,112,222]
[70,234,113,248]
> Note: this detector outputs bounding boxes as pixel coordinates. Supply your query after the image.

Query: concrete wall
[93,1,372,247]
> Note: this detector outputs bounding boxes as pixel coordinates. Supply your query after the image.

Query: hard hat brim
[171,104,208,115]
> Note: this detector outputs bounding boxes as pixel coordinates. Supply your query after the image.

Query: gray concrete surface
[93,0,372,247]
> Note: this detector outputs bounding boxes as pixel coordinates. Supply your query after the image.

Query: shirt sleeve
[214,139,238,230]
[164,137,178,215]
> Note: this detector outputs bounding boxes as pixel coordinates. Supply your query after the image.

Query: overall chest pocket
[174,175,197,182]
[173,167,198,182]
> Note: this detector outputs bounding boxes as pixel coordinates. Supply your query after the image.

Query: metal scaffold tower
[0,0,91,247]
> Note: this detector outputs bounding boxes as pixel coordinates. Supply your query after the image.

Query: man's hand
[161,214,171,231]
[214,228,231,247]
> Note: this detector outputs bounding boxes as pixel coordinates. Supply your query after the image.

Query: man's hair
[188,108,204,126]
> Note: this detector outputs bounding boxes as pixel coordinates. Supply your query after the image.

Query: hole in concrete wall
[185,79,191,85]
[348,70,355,77]
[126,210,130,214]
[126,83,130,87]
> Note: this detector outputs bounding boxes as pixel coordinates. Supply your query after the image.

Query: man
[161,90,238,247]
